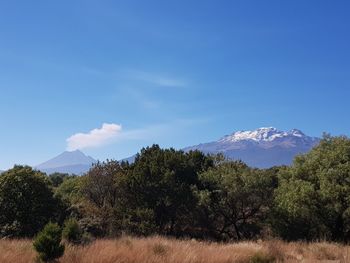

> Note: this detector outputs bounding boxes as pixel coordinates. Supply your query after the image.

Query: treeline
[1,135,350,242]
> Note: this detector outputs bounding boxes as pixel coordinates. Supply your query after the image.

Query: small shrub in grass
[80,232,94,245]
[119,236,133,247]
[152,243,168,255]
[250,252,275,263]
[62,218,82,244]
[33,222,65,262]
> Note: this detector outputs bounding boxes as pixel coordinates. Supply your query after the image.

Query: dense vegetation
[1,135,350,243]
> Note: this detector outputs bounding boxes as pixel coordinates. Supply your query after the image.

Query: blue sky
[1,1,350,169]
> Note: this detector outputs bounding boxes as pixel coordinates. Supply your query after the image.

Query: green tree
[273,135,350,241]
[49,172,71,188]
[0,166,59,237]
[33,222,65,262]
[62,218,82,244]
[195,161,274,240]
[55,176,83,206]
[79,160,127,236]
[121,145,213,236]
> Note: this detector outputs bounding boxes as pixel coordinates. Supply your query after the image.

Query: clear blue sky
[1,1,350,170]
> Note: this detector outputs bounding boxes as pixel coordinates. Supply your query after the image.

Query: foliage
[54,176,82,205]
[2,135,350,243]
[79,160,127,236]
[273,135,350,241]
[120,145,213,236]
[0,166,59,237]
[49,173,71,187]
[62,218,82,244]
[250,252,275,263]
[81,160,125,209]
[195,161,275,240]
[33,222,65,262]
[113,207,157,236]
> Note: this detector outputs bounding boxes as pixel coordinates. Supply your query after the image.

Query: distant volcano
[183,127,320,168]
[35,150,96,175]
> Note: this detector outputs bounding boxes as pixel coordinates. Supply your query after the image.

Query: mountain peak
[183,127,320,168]
[290,129,305,137]
[36,150,96,174]
[62,149,86,156]
[219,127,308,143]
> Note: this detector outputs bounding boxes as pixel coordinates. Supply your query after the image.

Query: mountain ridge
[183,127,320,168]
[35,127,321,174]
[36,150,96,175]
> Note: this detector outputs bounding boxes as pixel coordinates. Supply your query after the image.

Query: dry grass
[1,236,349,263]
[0,239,36,263]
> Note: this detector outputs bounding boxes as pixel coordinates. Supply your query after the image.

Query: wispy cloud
[66,123,122,150]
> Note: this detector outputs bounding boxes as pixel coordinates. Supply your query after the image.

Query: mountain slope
[36,150,96,175]
[183,127,320,168]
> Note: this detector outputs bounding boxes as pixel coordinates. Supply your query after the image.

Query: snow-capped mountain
[183,127,320,168]
[36,150,96,175]
[219,127,305,143]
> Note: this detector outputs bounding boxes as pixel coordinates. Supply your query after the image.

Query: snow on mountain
[183,127,320,168]
[219,127,305,142]
[36,150,96,175]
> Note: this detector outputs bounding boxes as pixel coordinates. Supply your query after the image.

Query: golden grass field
[0,236,349,263]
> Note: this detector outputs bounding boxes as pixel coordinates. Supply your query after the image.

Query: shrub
[62,218,82,244]
[33,222,65,262]
[152,243,168,255]
[250,252,275,263]
[80,232,94,244]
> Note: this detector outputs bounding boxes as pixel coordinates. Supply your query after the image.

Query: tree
[273,135,350,241]
[33,222,65,262]
[79,160,127,236]
[62,218,82,244]
[55,176,83,206]
[121,145,213,236]
[81,160,124,209]
[49,172,71,188]
[0,166,59,237]
[195,161,274,240]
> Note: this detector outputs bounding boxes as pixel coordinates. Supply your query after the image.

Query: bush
[33,222,65,262]
[62,218,82,244]
[250,252,275,263]
[152,243,168,255]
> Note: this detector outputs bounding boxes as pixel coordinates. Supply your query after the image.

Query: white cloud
[66,123,122,150]
[66,118,210,151]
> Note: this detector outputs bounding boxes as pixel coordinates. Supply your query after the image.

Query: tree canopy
[2,136,350,242]
[0,166,59,237]
[195,161,275,240]
[273,135,350,241]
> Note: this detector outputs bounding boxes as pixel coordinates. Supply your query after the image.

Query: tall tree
[273,135,350,241]
[79,160,126,236]
[195,161,274,240]
[0,166,58,237]
[121,145,213,236]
